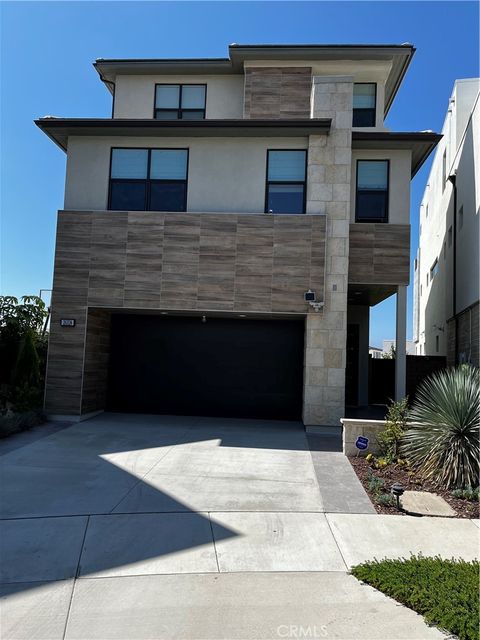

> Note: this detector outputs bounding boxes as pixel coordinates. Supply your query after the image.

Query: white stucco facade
[413,78,479,364]
[114,74,245,119]
[64,136,308,213]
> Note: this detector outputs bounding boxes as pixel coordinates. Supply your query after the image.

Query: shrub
[13,329,41,387]
[452,486,479,502]
[376,397,409,463]
[401,366,480,489]
[377,493,397,507]
[351,556,479,640]
[0,410,44,438]
[367,471,385,496]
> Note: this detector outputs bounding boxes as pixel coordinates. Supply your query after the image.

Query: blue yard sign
[355,436,369,451]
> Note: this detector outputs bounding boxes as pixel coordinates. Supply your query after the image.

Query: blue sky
[1,1,478,346]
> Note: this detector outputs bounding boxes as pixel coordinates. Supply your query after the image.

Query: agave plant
[401,365,480,489]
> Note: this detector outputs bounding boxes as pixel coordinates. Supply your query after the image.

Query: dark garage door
[107,314,304,420]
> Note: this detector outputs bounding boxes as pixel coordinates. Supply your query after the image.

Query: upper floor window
[430,259,439,280]
[265,150,307,214]
[352,83,376,127]
[154,84,206,120]
[355,160,389,222]
[109,148,188,211]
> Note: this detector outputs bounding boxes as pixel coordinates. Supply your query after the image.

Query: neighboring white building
[413,78,479,365]
[382,339,415,355]
[369,346,383,359]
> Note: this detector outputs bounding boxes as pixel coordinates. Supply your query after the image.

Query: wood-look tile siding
[82,309,111,414]
[44,210,326,414]
[54,210,326,314]
[244,67,312,119]
[348,223,410,285]
[45,212,92,414]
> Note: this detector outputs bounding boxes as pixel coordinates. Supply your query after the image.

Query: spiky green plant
[401,365,480,489]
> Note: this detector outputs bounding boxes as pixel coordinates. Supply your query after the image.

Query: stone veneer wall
[341,418,384,456]
[303,76,354,426]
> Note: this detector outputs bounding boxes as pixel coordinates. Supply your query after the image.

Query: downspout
[448,173,457,364]
[96,69,116,118]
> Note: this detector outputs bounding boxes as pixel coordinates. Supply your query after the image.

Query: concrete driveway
[1,413,476,639]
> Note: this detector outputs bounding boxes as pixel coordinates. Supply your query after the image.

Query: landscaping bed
[351,556,480,640]
[350,455,479,519]
[0,409,45,439]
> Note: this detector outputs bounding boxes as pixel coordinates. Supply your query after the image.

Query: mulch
[349,455,479,519]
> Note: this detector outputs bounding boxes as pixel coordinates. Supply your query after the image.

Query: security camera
[304,290,316,302]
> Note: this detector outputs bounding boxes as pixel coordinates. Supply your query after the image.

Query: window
[442,150,447,192]
[458,205,464,230]
[436,335,439,353]
[154,84,206,119]
[355,160,389,222]
[430,259,439,281]
[109,148,188,212]
[443,241,446,260]
[352,84,376,127]
[448,225,453,246]
[425,204,428,218]
[265,150,307,214]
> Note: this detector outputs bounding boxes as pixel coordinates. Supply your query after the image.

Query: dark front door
[107,314,304,420]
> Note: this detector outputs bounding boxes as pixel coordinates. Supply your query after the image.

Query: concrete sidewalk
[1,414,478,639]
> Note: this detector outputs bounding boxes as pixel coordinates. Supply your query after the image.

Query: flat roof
[94,43,415,116]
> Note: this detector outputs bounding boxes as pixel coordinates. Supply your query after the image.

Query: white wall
[415,78,479,356]
[114,74,245,119]
[64,136,308,213]
[455,93,480,312]
[350,149,412,224]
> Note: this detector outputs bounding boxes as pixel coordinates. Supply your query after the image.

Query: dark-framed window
[355,159,389,222]
[109,148,188,212]
[353,83,377,127]
[265,150,307,214]
[154,84,206,120]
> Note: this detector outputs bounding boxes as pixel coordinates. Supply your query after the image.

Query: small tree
[0,296,48,411]
[376,397,409,463]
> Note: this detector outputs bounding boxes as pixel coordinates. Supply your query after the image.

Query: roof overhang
[94,43,415,115]
[35,118,332,152]
[352,131,442,177]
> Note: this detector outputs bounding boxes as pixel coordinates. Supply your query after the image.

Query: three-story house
[37,43,440,425]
